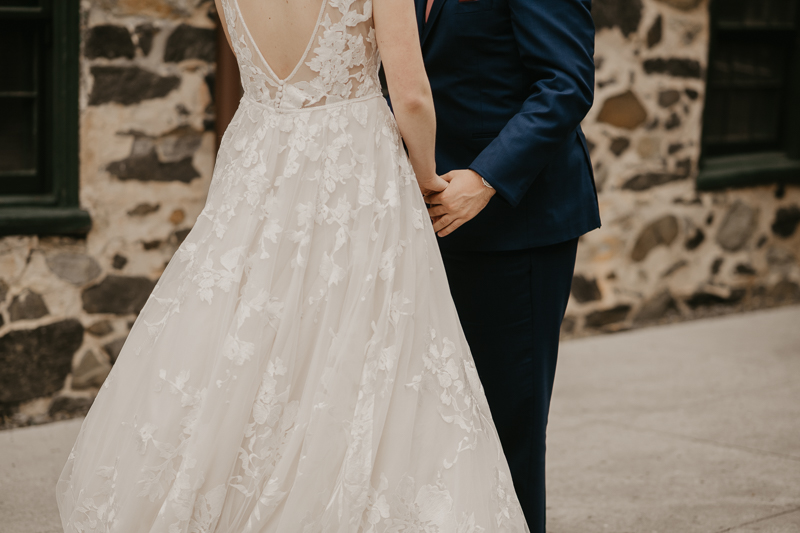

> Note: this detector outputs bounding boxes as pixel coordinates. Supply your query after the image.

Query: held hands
[416,173,449,197]
[424,169,495,237]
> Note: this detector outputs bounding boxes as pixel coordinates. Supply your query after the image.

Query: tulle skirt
[56,94,528,533]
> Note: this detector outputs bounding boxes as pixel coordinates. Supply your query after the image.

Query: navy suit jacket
[416,0,601,251]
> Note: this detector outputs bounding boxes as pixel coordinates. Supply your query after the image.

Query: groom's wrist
[470,169,496,197]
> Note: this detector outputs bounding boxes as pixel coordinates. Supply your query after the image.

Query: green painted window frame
[698,0,800,191]
[0,0,91,236]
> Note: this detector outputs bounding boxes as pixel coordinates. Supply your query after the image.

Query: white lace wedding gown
[56,0,528,531]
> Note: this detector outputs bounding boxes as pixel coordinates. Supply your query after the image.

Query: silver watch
[481,177,494,190]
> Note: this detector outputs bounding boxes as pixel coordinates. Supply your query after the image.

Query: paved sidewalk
[546,305,800,533]
[1,306,798,533]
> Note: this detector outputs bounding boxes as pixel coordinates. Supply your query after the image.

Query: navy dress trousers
[413,0,601,530]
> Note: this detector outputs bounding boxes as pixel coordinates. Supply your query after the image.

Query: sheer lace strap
[219,0,280,101]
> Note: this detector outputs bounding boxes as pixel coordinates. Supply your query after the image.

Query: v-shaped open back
[219,0,383,111]
[233,0,327,83]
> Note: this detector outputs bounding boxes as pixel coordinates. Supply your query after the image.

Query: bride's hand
[417,174,448,197]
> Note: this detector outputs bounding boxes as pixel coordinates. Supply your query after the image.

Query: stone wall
[0,0,217,427]
[1,0,799,428]
[566,0,800,335]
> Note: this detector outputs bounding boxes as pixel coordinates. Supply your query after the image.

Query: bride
[56,0,529,530]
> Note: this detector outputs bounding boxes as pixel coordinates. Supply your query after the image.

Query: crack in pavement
[579,417,800,463]
[714,505,800,533]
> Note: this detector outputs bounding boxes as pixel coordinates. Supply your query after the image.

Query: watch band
[481,177,494,189]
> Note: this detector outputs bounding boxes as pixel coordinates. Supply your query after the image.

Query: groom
[418,0,600,530]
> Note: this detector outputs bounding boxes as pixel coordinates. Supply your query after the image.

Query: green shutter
[698,0,800,190]
[0,0,91,236]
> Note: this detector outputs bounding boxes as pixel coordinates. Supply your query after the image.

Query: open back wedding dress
[56,0,528,531]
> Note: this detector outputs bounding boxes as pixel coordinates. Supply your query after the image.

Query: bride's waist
[240,92,385,114]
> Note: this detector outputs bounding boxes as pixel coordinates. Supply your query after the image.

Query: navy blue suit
[418,0,600,251]
[414,0,601,530]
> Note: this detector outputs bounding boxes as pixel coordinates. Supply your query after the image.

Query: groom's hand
[425,169,495,237]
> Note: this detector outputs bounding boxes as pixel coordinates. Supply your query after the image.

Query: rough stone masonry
[0,0,798,428]
[566,0,800,335]
[0,0,217,427]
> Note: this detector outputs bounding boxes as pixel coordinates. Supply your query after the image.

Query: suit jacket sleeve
[468,0,595,207]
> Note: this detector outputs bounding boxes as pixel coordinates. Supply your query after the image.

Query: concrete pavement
[1,306,799,533]
[546,305,800,533]
[0,417,80,533]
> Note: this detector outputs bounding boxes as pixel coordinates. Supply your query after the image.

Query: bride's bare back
[214,0,439,184]
[235,0,325,80]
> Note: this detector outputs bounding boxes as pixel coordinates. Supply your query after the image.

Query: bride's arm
[373,0,446,193]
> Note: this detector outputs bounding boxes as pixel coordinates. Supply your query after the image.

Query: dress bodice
[220,0,383,111]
